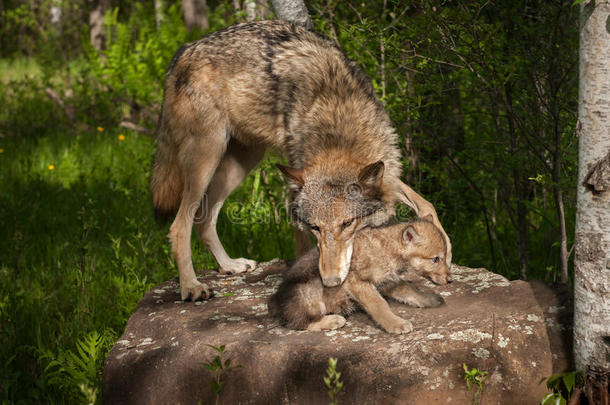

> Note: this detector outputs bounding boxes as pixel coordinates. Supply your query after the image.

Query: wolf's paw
[181,278,213,301]
[383,318,413,334]
[219,258,257,275]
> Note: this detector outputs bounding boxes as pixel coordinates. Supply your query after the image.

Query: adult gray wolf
[268,218,450,333]
[151,20,452,301]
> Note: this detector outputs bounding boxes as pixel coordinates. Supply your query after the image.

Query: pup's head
[400,217,451,285]
[278,160,389,287]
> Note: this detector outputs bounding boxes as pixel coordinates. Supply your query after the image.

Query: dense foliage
[0,0,579,402]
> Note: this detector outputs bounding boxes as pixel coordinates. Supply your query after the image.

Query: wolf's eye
[432,256,440,264]
[341,219,354,230]
[310,224,320,232]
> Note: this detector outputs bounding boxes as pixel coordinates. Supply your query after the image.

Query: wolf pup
[151,20,452,301]
[268,218,450,334]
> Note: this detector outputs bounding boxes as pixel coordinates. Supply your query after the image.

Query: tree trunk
[155,0,164,29]
[89,0,110,50]
[269,0,312,29]
[245,0,257,21]
[182,0,209,32]
[505,81,529,280]
[574,1,610,402]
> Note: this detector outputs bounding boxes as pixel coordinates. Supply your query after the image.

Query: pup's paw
[401,292,445,308]
[419,292,445,308]
[307,315,347,331]
[219,258,257,274]
[322,314,347,330]
[383,317,413,334]
[180,278,213,301]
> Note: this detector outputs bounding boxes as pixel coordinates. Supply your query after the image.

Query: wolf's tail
[151,132,183,223]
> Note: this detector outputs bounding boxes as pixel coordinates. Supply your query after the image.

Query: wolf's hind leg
[195,139,265,274]
[383,282,445,308]
[307,315,346,331]
[170,129,228,301]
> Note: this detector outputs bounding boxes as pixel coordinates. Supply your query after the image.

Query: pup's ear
[403,224,420,245]
[277,164,304,189]
[422,214,434,223]
[358,161,384,189]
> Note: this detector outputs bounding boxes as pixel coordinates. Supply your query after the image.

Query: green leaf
[546,374,560,390]
[541,393,555,405]
[563,372,575,394]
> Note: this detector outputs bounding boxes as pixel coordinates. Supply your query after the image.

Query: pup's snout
[322,276,342,287]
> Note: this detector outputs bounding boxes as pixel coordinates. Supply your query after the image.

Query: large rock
[103,264,571,404]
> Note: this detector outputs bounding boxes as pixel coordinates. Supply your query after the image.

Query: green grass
[0,79,294,402]
[0,58,42,83]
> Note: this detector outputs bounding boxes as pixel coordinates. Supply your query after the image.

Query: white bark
[245,0,257,21]
[182,0,209,32]
[89,0,109,50]
[155,0,164,29]
[573,0,610,374]
[269,0,312,29]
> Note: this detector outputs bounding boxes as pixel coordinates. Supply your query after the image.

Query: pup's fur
[268,218,450,333]
[151,20,451,301]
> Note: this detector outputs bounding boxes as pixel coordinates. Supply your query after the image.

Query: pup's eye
[432,256,440,263]
[310,224,320,232]
[341,219,354,230]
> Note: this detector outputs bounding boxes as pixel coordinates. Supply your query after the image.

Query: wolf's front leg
[194,140,265,275]
[345,278,412,334]
[382,282,444,308]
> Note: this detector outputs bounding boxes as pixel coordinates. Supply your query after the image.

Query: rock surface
[103,264,572,404]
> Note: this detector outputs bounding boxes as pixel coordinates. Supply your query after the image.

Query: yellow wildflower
[118,134,125,141]
[97,126,104,132]
[48,165,55,171]
[0,148,4,154]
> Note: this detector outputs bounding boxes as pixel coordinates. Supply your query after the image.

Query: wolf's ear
[403,224,420,245]
[358,161,384,189]
[277,164,304,189]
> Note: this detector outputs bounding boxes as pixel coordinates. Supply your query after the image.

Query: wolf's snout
[430,273,450,285]
[322,276,342,287]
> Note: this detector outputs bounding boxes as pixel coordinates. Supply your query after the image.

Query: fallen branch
[45,87,75,121]
[119,121,149,133]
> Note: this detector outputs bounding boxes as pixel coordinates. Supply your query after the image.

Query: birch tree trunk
[89,0,110,50]
[269,0,312,29]
[574,1,610,401]
[182,0,209,32]
[155,0,164,29]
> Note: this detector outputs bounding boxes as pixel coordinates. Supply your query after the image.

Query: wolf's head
[399,217,451,285]
[279,160,389,287]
